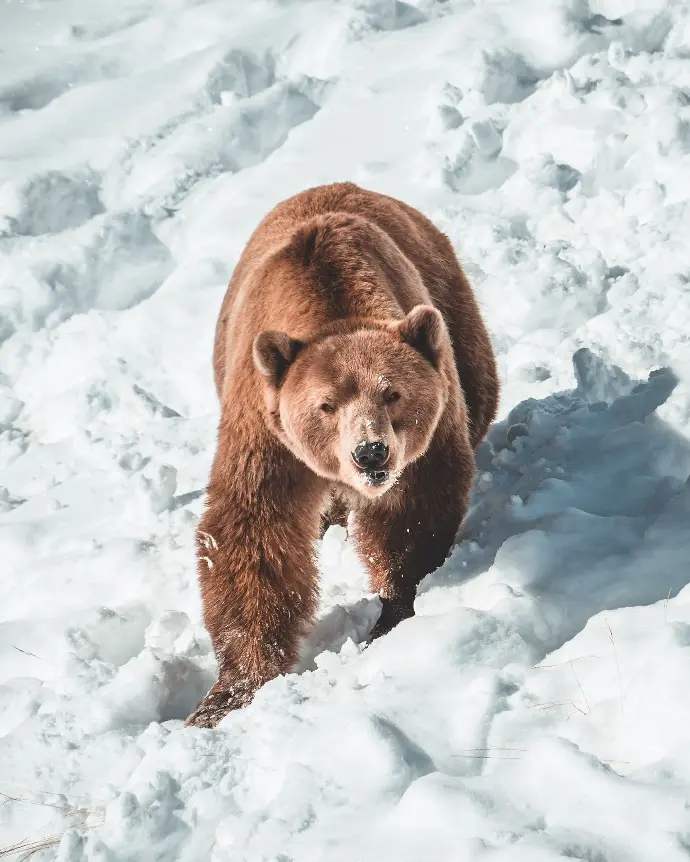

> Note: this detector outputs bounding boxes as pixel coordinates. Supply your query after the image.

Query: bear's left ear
[253,331,304,388]
[396,305,447,367]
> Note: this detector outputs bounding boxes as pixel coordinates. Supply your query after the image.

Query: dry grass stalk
[604,617,624,719]
[0,792,103,861]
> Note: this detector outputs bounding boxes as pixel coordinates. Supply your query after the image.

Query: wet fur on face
[253,309,450,499]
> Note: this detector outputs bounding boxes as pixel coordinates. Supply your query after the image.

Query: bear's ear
[253,331,304,387]
[397,305,446,367]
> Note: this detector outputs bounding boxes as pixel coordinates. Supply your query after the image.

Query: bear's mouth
[360,468,389,487]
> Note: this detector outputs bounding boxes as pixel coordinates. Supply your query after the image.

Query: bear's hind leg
[319,492,350,540]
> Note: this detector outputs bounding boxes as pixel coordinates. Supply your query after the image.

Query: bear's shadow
[301,349,690,667]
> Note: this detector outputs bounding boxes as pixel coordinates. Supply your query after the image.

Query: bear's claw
[369,598,415,641]
[184,681,254,728]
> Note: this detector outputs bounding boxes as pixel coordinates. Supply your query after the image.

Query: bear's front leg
[186,437,324,728]
[353,429,474,640]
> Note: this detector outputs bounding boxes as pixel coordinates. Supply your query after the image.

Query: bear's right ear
[253,331,304,388]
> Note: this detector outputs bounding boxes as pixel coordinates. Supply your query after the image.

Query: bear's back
[213,183,497,447]
[215,185,456,380]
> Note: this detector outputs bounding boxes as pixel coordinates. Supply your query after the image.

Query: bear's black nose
[353,441,389,470]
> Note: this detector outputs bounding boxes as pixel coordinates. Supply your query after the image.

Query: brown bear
[185,182,498,728]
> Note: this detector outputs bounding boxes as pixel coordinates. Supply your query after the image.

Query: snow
[1,0,690,858]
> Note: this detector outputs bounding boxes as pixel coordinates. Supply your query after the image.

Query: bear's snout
[352,441,390,488]
[352,440,389,470]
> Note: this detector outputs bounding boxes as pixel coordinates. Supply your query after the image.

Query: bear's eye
[320,402,335,414]
[384,391,401,404]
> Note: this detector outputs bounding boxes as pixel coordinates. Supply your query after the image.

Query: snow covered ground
[2,0,690,858]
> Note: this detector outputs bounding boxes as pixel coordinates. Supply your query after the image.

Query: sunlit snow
[2,0,690,859]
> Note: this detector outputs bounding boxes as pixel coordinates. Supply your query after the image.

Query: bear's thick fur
[186,182,498,728]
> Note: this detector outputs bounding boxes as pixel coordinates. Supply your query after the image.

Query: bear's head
[253,305,450,498]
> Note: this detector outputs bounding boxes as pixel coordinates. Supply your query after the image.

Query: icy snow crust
[2,0,690,858]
